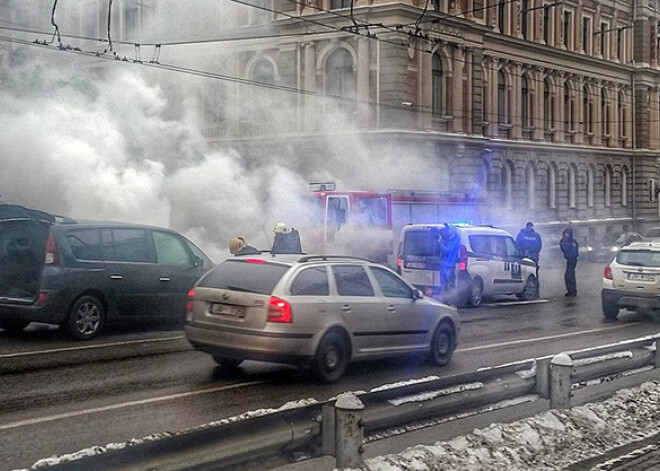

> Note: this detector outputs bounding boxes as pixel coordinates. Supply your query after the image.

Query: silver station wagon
[185,254,460,383]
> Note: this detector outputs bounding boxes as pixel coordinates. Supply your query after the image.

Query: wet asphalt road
[1,260,659,470]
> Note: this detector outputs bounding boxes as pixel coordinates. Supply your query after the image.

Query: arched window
[543,78,551,131]
[325,48,355,112]
[432,53,444,117]
[547,164,556,208]
[604,165,612,207]
[564,82,571,132]
[252,60,275,84]
[568,164,577,208]
[248,59,276,128]
[502,160,513,208]
[587,165,595,207]
[521,75,530,127]
[497,70,507,124]
[582,85,590,134]
[621,166,629,207]
[527,164,536,209]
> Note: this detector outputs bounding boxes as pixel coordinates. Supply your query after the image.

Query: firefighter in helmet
[271,222,302,254]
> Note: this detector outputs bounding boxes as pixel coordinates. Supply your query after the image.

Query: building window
[622,166,629,207]
[582,86,591,134]
[248,0,271,24]
[502,161,513,208]
[473,0,484,19]
[563,11,572,49]
[618,90,624,138]
[548,164,556,208]
[521,0,529,39]
[521,75,530,127]
[605,166,612,207]
[564,82,571,132]
[498,0,506,33]
[600,22,608,58]
[123,5,139,41]
[527,165,536,209]
[616,28,623,61]
[325,48,355,113]
[432,53,444,117]
[543,5,550,44]
[543,78,551,131]
[330,0,350,9]
[582,17,591,54]
[587,165,595,207]
[497,70,508,124]
[81,2,99,39]
[568,164,577,208]
[602,88,610,136]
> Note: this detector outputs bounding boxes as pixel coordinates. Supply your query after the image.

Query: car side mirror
[412,288,424,300]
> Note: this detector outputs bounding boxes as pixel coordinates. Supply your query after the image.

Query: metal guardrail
[39,334,660,471]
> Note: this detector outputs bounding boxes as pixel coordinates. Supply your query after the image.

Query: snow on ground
[357,379,660,471]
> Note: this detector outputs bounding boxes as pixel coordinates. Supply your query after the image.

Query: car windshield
[196,259,290,295]
[616,250,660,267]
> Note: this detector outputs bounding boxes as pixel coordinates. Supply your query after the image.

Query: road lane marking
[456,323,637,353]
[481,299,550,307]
[0,335,186,359]
[0,379,271,432]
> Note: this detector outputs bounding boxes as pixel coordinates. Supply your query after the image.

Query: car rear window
[197,259,290,295]
[616,250,660,267]
[403,230,439,256]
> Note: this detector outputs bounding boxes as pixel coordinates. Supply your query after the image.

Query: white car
[396,223,538,307]
[602,242,660,320]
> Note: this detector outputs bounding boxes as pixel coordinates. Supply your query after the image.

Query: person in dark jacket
[229,237,260,256]
[516,221,542,296]
[438,224,460,301]
[560,227,579,297]
[271,222,302,254]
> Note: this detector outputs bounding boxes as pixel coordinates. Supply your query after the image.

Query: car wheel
[0,320,30,333]
[212,356,243,374]
[464,277,483,308]
[67,295,104,340]
[602,300,619,320]
[428,321,456,366]
[517,276,538,300]
[312,331,349,384]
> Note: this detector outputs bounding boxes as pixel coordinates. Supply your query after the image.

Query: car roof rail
[297,255,374,263]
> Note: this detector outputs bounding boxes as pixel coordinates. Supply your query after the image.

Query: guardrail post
[550,352,573,409]
[654,341,660,368]
[334,392,365,470]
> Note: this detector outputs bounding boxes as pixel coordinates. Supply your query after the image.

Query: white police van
[396,223,538,307]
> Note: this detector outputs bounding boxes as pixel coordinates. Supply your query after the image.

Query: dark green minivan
[0,204,213,340]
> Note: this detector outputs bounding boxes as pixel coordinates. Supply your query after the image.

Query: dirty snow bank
[358,379,660,471]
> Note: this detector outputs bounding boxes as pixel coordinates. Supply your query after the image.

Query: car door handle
[159,277,171,282]
[341,305,351,313]
[387,305,396,313]
[110,275,123,280]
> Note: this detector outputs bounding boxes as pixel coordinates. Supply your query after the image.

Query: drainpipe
[631,0,637,230]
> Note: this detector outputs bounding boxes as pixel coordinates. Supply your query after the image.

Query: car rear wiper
[624,262,645,266]
[225,285,256,293]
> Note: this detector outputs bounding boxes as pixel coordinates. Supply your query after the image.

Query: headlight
[611,246,619,252]
[586,246,593,252]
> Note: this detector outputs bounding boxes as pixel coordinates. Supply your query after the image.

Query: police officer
[438,224,460,302]
[516,221,542,296]
[560,227,579,297]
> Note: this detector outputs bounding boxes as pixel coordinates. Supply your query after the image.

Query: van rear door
[400,229,441,290]
[0,205,53,302]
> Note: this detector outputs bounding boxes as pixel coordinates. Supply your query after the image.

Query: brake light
[267,296,292,323]
[458,244,468,271]
[397,258,402,268]
[245,259,265,263]
[187,289,195,312]
[604,264,613,280]
[37,292,48,306]
[44,233,59,265]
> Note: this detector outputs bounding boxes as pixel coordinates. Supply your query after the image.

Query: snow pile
[360,380,660,471]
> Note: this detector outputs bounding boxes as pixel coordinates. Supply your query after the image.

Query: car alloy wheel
[67,295,103,340]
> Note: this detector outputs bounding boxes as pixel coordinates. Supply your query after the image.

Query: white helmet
[273,222,292,235]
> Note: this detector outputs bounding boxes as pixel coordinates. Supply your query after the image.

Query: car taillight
[187,289,195,312]
[267,296,292,323]
[37,292,48,306]
[604,264,613,280]
[397,258,402,268]
[44,233,59,265]
[458,244,468,271]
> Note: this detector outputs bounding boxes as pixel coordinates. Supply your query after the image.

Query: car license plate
[406,262,427,269]
[627,273,656,282]
[210,303,245,318]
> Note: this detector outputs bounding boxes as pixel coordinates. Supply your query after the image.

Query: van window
[333,265,375,296]
[290,267,329,296]
[67,229,102,261]
[102,229,153,263]
[468,235,491,255]
[153,231,191,266]
[403,230,439,256]
[503,236,521,257]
